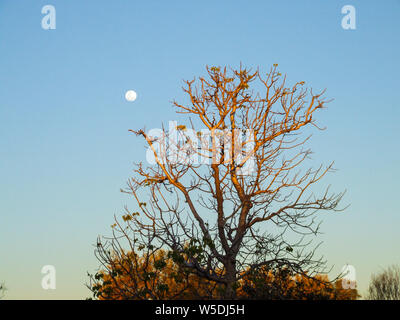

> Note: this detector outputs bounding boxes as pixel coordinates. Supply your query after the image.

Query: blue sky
[0,0,399,299]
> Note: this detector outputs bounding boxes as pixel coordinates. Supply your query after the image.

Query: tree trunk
[223,257,237,299]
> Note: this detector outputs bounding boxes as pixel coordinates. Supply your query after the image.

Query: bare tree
[367,265,400,300]
[0,282,6,299]
[94,64,344,299]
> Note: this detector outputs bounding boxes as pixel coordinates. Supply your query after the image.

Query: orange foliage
[89,250,359,300]
[90,250,218,300]
[237,267,359,300]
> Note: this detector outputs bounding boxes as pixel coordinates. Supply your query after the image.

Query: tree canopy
[367,265,400,300]
[88,249,358,300]
[92,64,345,299]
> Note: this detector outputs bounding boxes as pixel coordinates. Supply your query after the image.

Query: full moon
[125,90,137,102]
